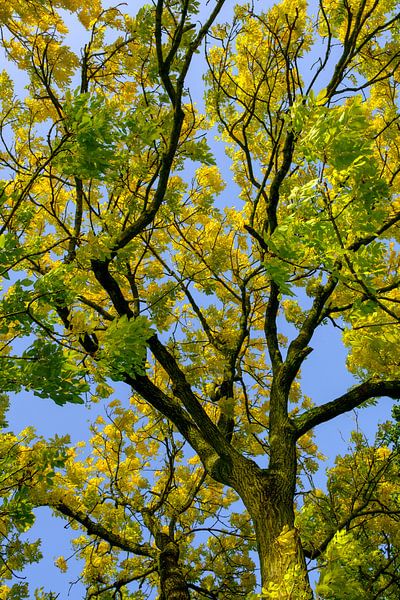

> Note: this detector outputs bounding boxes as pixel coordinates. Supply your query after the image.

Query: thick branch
[91,259,133,317]
[124,373,196,443]
[89,258,235,468]
[294,379,400,438]
[65,176,84,263]
[155,0,178,104]
[178,0,227,86]
[156,532,190,600]
[148,335,235,458]
[262,131,296,372]
[266,131,295,234]
[49,499,155,557]
[349,210,400,252]
[264,281,283,373]
[125,372,231,483]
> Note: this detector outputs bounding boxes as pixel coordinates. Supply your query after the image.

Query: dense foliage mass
[0,0,400,598]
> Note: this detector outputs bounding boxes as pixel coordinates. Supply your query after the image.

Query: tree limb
[49,499,156,557]
[294,379,400,438]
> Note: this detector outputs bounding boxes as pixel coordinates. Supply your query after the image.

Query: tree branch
[49,499,155,557]
[112,1,227,254]
[294,379,400,438]
[283,274,338,387]
[147,335,235,458]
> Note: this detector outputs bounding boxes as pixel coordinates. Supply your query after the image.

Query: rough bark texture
[233,463,311,597]
[156,532,191,600]
[219,391,313,599]
[245,479,311,598]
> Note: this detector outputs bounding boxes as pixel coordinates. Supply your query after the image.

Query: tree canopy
[0,0,400,598]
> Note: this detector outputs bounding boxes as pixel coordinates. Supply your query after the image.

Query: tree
[0,0,400,597]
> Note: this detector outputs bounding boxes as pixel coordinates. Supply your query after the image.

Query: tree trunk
[246,480,312,599]
[156,532,191,600]
[229,439,313,598]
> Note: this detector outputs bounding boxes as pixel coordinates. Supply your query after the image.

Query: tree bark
[228,434,313,598]
[156,532,191,600]
[244,479,312,599]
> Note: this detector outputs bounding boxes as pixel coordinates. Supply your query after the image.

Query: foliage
[0,427,68,598]
[0,0,399,598]
[299,434,400,599]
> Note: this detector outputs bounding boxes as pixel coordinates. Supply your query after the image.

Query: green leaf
[99,315,154,379]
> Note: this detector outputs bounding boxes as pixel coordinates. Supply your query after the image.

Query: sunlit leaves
[299,437,400,599]
[316,530,371,600]
[0,429,68,596]
[99,315,153,379]
[27,397,254,599]
[22,341,89,405]
[61,90,124,179]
